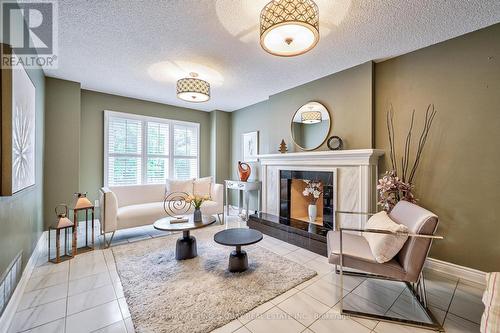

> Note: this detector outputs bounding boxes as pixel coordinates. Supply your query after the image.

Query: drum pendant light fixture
[260,0,320,57]
[176,72,210,103]
[301,111,322,124]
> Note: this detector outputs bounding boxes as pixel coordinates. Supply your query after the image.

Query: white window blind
[146,121,169,184]
[104,111,200,186]
[173,124,198,180]
[106,117,142,186]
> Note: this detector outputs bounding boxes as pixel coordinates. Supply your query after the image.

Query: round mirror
[291,102,331,151]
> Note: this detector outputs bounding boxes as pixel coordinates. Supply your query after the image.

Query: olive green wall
[375,24,500,272]
[43,78,81,228]
[210,110,232,184]
[0,62,45,273]
[79,89,213,204]
[230,62,374,208]
[231,61,374,159]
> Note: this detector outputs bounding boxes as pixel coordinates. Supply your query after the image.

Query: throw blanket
[481,272,500,333]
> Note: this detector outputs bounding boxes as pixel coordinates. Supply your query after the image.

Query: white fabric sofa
[99,180,224,245]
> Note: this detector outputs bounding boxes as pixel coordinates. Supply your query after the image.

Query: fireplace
[279,170,334,230]
[248,170,336,256]
[247,149,384,256]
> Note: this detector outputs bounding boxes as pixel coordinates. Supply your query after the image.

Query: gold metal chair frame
[333,211,444,332]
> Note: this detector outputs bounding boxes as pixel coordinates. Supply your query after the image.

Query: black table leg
[229,245,248,272]
[176,230,197,260]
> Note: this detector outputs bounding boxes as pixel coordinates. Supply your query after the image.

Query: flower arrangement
[377,171,416,212]
[302,180,323,204]
[379,104,436,211]
[185,194,210,209]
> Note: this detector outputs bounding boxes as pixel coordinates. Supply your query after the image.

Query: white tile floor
[7,212,485,333]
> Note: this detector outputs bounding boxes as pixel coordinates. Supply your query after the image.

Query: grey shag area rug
[111,227,317,333]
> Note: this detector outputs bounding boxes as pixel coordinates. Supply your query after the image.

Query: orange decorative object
[238,161,251,182]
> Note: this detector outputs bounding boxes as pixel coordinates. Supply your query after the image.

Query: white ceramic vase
[308,204,317,223]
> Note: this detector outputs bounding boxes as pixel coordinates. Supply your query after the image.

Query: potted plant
[186,194,210,222]
[379,104,436,211]
[302,180,323,223]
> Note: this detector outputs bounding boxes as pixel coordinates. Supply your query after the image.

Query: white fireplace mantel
[258,149,385,166]
[258,149,385,229]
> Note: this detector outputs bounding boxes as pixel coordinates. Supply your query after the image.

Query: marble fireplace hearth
[248,149,384,256]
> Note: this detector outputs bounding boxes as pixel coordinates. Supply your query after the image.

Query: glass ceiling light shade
[260,0,320,57]
[176,73,210,103]
[301,110,322,124]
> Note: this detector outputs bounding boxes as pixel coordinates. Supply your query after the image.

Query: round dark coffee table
[214,228,263,272]
[154,215,216,260]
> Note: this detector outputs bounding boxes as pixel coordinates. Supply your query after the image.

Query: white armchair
[99,182,224,246]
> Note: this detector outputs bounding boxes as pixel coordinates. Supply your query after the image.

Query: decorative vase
[193,207,202,222]
[238,161,251,182]
[308,204,317,223]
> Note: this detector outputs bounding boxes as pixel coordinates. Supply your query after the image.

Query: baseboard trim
[0,231,47,333]
[425,257,486,285]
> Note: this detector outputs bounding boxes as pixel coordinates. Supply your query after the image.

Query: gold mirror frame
[290,101,331,151]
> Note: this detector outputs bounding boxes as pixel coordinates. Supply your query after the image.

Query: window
[104,111,199,186]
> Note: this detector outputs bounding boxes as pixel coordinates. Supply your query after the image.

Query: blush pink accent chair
[328,201,443,331]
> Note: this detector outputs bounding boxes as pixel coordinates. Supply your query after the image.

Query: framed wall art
[1,44,36,196]
[242,131,259,162]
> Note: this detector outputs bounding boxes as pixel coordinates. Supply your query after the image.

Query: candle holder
[48,204,74,264]
[72,192,95,254]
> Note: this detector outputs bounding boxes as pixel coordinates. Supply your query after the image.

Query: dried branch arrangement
[378,104,437,211]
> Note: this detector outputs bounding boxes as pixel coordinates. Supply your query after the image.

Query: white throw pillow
[363,211,409,263]
[193,177,213,198]
[165,179,194,197]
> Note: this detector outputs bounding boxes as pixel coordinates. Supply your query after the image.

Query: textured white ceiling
[44,0,500,112]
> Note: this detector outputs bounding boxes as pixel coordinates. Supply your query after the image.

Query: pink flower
[377,170,417,211]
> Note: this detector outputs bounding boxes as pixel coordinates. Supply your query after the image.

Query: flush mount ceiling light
[176,72,210,103]
[260,0,320,57]
[301,110,322,124]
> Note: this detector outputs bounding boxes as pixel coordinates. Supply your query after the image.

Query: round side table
[154,215,216,260]
[214,228,263,272]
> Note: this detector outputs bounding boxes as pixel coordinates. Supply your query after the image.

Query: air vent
[0,252,22,317]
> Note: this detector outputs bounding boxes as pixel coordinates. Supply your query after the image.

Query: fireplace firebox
[248,170,335,256]
[279,170,334,230]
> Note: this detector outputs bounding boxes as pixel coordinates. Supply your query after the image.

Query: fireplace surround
[248,149,384,255]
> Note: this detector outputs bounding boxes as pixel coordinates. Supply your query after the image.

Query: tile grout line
[13,284,68,313]
[23,270,68,293]
[242,301,307,333]
[300,283,360,332]
[381,283,408,318]
[89,319,122,333]
[453,277,484,321]
[440,276,460,327]
[62,252,123,330]
[442,277,483,327]
[276,299,331,331]
[13,247,68,332]
[16,318,62,333]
